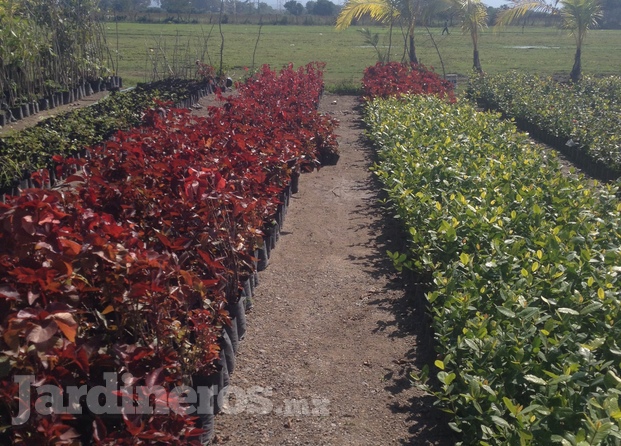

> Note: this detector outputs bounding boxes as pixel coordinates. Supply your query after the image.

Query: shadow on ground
[345,102,457,446]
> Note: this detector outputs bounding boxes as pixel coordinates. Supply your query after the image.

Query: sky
[483,0,509,7]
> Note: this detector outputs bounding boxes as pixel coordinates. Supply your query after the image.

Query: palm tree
[335,0,431,64]
[496,0,602,82]
[451,0,488,72]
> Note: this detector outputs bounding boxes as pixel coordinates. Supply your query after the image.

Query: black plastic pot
[243,278,252,301]
[257,239,269,271]
[21,104,30,118]
[275,204,284,229]
[270,223,279,249]
[221,330,235,375]
[197,412,215,445]
[319,151,340,166]
[248,272,256,295]
[11,107,22,121]
[39,98,49,111]
[241,282,253,312]
[229,296,247,340]
[266,234,273,257]
[224,315,239,355]
[291,172,300,194]
[90,80,100,93]
[252,248,259,271]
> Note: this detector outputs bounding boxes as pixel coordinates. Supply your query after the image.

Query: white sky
[483,0,509,7]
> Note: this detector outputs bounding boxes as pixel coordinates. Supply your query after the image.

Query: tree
[497,0,603,81]
[336,0,436,63]
[257,2,275,13]
[451,0,487,72]
[600,0,621,28]
[160,0,191,14]
[310,0,337,15]
[192,0,221,12]
[285,0,305,15]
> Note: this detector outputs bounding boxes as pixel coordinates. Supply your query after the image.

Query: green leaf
[589,420,613,444]
[524,374,547,385]
[580,302,603,315]
[434,359,445,370]
[491,415,512,430]
[460,252,470,265]
[604,370,621,389]
[503,396,520,416]
[496,305,516,318]
[557,307,579,316]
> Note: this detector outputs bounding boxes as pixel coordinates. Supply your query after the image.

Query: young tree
[451,0,487,72]
[497,0,603,81]
[336,0,436,64]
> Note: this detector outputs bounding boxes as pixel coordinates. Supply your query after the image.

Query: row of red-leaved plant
[362,62,455,102]
[0,62,338,445]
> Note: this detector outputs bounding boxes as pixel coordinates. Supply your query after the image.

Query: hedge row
[366,94,621,445]
[467,72,621,181]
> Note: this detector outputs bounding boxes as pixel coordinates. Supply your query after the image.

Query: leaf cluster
[362,62,456,102]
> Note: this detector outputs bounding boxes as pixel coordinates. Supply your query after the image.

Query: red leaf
[145,367,165,388]
[27,290,40,305]
[155,232,173,249]
[123,415,144,436]
[21,215,36,235]
[52,312,78,343]
[59,239,82,256]
[0,285,20,301]
[26,320,58,344]
[197,249,225,271]
[59,427,81,441]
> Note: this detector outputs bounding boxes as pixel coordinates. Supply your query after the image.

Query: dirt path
[210,93,453,445]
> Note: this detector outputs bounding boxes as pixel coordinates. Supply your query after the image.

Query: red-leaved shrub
[362,62,455,102]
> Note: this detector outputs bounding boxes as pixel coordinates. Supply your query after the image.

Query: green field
[108,22,621,87]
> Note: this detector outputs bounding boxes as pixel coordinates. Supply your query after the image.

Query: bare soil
[199,93,455,445]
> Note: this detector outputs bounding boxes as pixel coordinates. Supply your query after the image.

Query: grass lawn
[107,21,621,88]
